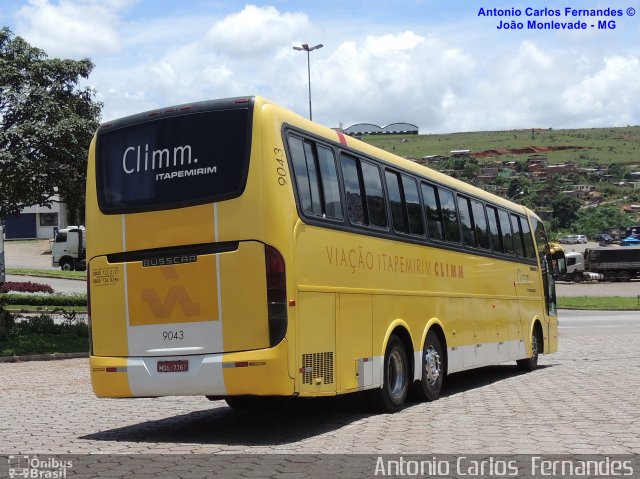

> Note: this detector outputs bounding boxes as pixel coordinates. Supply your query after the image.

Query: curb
[0,352,88,363]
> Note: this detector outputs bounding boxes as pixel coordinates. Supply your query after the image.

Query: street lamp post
[293,43,323,121]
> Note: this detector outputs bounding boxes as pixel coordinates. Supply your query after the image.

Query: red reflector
[235,98,251,103]
[235,362,249,368]
[180,105,193,110]
[288,299,296,307]
[106,367,117,373]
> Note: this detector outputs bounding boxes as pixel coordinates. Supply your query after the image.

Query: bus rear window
[96,106,251,214]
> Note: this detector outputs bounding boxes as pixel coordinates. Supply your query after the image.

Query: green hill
[361,126,640,167]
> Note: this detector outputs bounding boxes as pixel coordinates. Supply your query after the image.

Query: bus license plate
[157,360,189,373]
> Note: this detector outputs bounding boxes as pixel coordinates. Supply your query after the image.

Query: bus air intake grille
[302,352,334,385]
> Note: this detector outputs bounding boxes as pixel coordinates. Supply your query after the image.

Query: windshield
[96,100,252,214]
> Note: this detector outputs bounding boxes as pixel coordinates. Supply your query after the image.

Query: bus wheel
[60,259,75,271]
[411,329,444,402]
[517,327,541,372]
[370,335,409,413]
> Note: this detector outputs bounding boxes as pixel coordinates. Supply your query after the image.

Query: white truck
[51,226,86,271]
[0,225,5,284]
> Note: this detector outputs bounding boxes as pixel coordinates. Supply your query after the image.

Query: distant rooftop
[344,122,418,136]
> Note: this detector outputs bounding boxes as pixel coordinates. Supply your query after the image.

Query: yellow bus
[87,96,564,412]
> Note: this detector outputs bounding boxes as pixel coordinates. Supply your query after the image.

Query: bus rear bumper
[90,339,294,398]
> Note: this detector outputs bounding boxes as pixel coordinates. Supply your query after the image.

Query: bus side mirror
[548,252,567,278]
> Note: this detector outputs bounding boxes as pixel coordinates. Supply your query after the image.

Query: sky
[1,0,639,133]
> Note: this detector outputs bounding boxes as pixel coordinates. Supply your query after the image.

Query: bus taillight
[265,245,287,347]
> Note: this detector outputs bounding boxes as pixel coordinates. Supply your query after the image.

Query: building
[344,122,419,136]
[3,197,69,239]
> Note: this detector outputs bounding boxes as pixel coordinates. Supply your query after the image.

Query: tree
[571,204,630,238]
[607,163,628,181]
[0,27,101,221]
[550,194,581,230]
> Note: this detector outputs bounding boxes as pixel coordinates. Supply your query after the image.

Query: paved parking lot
[1,318,639,457]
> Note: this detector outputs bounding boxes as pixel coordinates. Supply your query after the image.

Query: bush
[0,293,87,307]
[0,303,15,340]
[3,312,88,339]
[0,281,54,294]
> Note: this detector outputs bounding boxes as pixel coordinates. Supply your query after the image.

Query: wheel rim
[387,350,407,400]
[424,346,442,385]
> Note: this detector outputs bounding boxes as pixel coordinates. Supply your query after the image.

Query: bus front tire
[369,335,410,413]
[411,329,444,402]
[517,327,541,372]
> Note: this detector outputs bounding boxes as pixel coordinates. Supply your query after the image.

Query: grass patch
[7,268,86,280]
[558,296,640,310]
[0,310,89,356]
[0,332,88,356]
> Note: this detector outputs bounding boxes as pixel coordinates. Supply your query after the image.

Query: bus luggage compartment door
[89,241,270,357]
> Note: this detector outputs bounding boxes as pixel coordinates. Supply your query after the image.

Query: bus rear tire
[411,329,444,402]
[517,326,541,372]
[369,334,409,413]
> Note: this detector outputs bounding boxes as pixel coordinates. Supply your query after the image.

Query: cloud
[206,4,311,56]
[15,0,131,58]
[563,55,640,125]
[19,2,635,133]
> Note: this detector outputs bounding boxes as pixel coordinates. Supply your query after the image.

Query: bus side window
[438,188,461,244]
[360,161,388,229]
[511,214,526,258]
[289,136,321,216]
[498,208,515,254]
[385,170,409,234]
[520,216,537,259]
[486,205,503,253]
[421,183,444,241]
[340,155,366,225]
[402,175,424,236]
[457,195,476,247]
[317,145,343,220]
[471,199,491,249]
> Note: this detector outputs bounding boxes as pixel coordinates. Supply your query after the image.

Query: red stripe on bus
[337,132,347,145]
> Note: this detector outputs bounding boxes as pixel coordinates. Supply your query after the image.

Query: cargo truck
[561,246,640,282]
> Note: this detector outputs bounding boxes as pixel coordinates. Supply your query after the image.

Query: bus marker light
[223,361,264,368]
[288,300,296,306]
